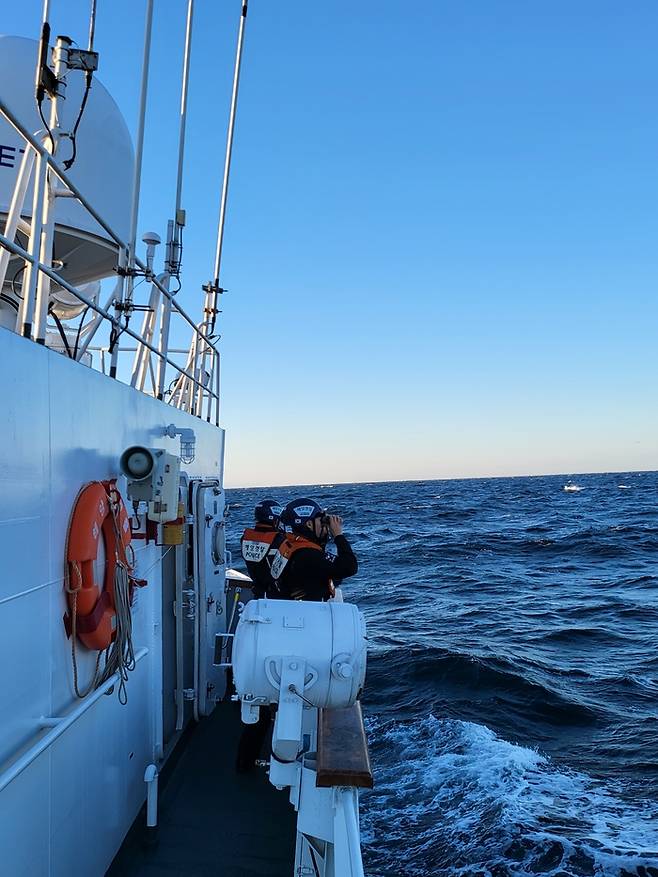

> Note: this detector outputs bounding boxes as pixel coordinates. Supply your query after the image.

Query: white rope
[99,545,174,702]
[75,540,174,703]
[95,562,135,704]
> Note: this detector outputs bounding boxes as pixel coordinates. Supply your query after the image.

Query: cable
[37,98,55,153]
[0,294,19,311]
[72,305,90,360]
[48,303,73,357]
[11,264,25,299]
[309,847,321,877]
[108,311,131,353]
[138,545,173,579]
[174,223,184,286]
[288,684,315,708]
[63,72,93,171]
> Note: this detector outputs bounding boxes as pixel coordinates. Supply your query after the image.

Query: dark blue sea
[226,472,658,877]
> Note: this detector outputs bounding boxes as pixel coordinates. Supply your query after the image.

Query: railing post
[155,220,175,398]
[155,283,173,399]
[74,276,122,360]
[191,289,209,415]
[130,273,166,391]
[16,151,48,338]
[0,146,35,291]
[214,350,221,426]
[34,34,72,345]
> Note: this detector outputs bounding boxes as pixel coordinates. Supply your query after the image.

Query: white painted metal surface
[232,599,367,711]
[0,328,224,877]
[193,479,227,715]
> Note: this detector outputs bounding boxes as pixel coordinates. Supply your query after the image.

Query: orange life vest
[271,534,335,599]
[241,526,281,563]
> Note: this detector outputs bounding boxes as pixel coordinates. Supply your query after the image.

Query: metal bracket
[66,48,99,72]
[213,631,233,666]
[201,282,226,296]
[182,589,196,619]
[182,688,195,701]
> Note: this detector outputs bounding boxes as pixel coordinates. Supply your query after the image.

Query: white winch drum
[232,599,367,710]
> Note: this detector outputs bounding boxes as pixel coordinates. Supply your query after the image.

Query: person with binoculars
[235,496,358,772]
[272,498,358,601]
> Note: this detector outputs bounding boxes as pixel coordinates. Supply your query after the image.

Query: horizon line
[224,466,657,491]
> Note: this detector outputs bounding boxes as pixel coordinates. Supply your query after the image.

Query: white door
[192,479,227,716]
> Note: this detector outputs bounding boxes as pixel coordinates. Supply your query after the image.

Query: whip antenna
[206,0,249,310]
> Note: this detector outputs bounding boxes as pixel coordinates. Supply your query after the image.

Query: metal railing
[0,96,221,426]
[0,647,149,794]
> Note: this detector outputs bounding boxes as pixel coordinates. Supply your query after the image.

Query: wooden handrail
[316,702,373,789]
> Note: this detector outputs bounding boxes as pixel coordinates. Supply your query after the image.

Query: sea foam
[361,715,658,877]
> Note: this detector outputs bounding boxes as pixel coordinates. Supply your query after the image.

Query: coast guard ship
[0,3,371,875]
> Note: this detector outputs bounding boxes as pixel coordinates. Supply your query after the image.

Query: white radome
[0,35,134,286]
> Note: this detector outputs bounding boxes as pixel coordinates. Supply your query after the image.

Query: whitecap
[361,715,658,876]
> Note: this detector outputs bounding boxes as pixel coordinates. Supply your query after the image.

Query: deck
[108,703,296,877]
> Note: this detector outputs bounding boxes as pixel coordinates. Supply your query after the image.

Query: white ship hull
[0,328,225,876]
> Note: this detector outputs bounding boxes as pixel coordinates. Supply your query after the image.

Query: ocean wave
[389,530,658,561]
[227,472,658,874]
[531,626,631,644]
[361,715,658,877]
[365,647,600,727]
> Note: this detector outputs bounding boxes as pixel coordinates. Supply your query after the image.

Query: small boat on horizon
[563,480,584,492]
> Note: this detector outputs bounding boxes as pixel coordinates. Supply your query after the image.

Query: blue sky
[6,2,658,486]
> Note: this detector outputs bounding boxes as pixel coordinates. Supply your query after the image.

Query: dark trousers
[235,707,272,772]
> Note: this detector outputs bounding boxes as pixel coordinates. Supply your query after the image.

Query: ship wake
[360,715,658,877]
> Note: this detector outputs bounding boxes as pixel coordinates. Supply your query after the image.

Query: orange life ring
[64,480,132,651]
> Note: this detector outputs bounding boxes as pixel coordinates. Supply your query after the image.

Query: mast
[110,0,154,379]
[190,0,248,417]
[210,0,249,300]
[154,0,195,400]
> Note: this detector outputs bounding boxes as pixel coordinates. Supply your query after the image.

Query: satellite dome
[0,35,134,288]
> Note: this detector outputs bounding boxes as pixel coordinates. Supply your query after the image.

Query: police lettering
[241,540,269,563]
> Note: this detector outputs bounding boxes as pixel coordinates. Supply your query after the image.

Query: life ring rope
[64,480,141,702]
